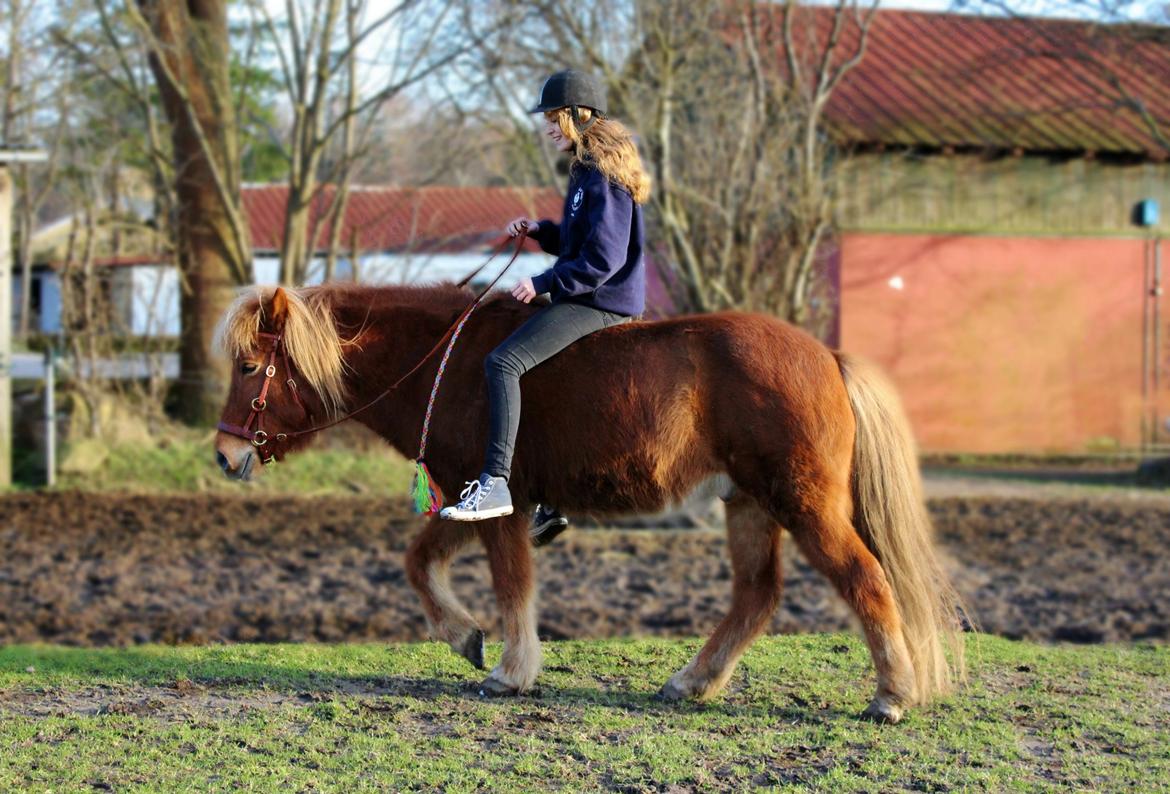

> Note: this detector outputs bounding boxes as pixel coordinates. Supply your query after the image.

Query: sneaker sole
[530,517,569,536]
[440,505,515,522]
[530,520,570,548]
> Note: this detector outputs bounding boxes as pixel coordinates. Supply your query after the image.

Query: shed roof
[241,184,562,255]
[780,7,1170,158]
[34,185,563,269]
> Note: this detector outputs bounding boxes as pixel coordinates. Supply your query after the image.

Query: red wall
[839,233,1162,453]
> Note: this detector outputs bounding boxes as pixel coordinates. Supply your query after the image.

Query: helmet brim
[530,103,605,116]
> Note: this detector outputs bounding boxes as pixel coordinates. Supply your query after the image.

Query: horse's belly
[535,398,714,516]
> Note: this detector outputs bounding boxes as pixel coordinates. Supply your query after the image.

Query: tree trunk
[280,189,312,285]
[136,0,251,425]
[177,242,238,424]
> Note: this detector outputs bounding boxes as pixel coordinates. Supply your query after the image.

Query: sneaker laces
[456,477,493,511]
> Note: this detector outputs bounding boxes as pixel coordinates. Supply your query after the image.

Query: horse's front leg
[476,512,541,695]
[405,516,485,668]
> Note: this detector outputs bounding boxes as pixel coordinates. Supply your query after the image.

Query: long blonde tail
[836,352,966,703]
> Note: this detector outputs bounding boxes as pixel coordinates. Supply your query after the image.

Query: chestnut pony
[213,283,964,723]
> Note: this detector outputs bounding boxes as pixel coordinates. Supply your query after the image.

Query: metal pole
[1142,237,1151,449]
[0,165,12,488]
[1156,238,1164,445]
[44,348,55,487]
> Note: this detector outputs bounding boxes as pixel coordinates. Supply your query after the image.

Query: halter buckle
[251,397,267,412]
[251,430,268,447]
[265,364,277,378]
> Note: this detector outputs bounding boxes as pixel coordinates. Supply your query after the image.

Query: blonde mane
[216,287,349,416]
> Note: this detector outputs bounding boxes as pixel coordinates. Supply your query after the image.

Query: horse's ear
[269,287,290,331]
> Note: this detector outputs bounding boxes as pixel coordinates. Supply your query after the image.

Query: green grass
[17,414,1160,499]
[45,431,416,497]
[2,635,1167,792]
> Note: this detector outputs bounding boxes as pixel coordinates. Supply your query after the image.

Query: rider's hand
[507,217,539,237]
[511,277,537,304]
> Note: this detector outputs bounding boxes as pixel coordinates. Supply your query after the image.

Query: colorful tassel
[412,459,444,514]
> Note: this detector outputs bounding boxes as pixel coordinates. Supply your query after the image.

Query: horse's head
[214,286,348,480]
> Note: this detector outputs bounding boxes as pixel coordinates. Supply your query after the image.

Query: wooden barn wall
[838,232,1166,454]
[837,153,1170,234]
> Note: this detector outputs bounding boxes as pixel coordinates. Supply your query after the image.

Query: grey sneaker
[530,504,569,547]
[440,474,513,521]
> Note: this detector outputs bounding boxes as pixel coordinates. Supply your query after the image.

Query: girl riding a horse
[439,70,651,525]
[213,70,965,720]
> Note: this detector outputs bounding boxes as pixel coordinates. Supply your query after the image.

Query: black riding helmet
[530,69,607,131]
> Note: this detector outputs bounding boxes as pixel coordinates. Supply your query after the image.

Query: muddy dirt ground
[1,490,1166,647]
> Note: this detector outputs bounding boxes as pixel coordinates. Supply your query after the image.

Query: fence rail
[12,352,178,380]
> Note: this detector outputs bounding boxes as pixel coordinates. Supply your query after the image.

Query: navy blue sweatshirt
[529,162,645,316]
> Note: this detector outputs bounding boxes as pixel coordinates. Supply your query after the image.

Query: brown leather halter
[216,330,311,463]
[216,230,529,465]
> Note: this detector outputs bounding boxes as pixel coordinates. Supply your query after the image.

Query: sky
[881,0,952,7]
[802,0,1166,20]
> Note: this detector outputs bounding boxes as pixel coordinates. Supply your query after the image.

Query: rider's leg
[442,302,626,521]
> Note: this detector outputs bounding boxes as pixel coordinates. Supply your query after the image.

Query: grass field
[30,428,1163,501]
[2,635,1166,792]
[44,430,416,497]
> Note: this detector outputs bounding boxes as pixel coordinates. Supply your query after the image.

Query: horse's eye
[240,362,259,375]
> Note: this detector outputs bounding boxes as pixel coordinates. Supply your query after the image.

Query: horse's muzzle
[218,448,255,482]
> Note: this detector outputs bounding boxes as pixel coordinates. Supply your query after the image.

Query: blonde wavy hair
[547,107,651,204]
[216,286,348,416]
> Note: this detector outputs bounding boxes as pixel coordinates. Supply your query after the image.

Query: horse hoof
[861,699,904,724]
[459,629,486,670]
[653,680,689,703]
[477,676,519,698]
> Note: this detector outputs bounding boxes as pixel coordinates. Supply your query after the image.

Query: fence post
[0,165,12,488]
[44,348,55,487]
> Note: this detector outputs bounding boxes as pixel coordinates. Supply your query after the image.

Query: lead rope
[412,229,529,514]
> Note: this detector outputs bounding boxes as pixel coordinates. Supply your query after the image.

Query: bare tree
[128,0,252,425]
[52,0,180,267]
[33,3,180,434]
[58,178,107,436]
[454,0,875,328]
[246,0,495,285]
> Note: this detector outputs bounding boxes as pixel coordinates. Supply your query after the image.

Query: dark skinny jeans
[484,301,630,480]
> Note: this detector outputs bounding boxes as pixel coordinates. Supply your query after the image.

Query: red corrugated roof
[769,7,1170,157]
[36,186,562,269]
[242,184,563,254]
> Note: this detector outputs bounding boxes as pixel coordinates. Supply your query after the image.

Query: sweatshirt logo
[570,187,584,215]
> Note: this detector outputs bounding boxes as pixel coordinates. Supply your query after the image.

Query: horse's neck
[333,289,465,456]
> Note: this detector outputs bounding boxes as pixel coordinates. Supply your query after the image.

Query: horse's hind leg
[658,494,782,702]
[787,502,917,723]
[477,512,541,695]
[405,517,485,668]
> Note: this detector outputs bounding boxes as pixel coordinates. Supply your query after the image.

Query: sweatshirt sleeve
[529,219,561,256]
[530,178,632,297]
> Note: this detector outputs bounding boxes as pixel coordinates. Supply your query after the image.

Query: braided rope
[416,229,529,460]
[410,229,529,514]
[418,307,476,459]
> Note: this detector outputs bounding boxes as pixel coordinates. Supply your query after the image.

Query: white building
[20,184,562,337]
